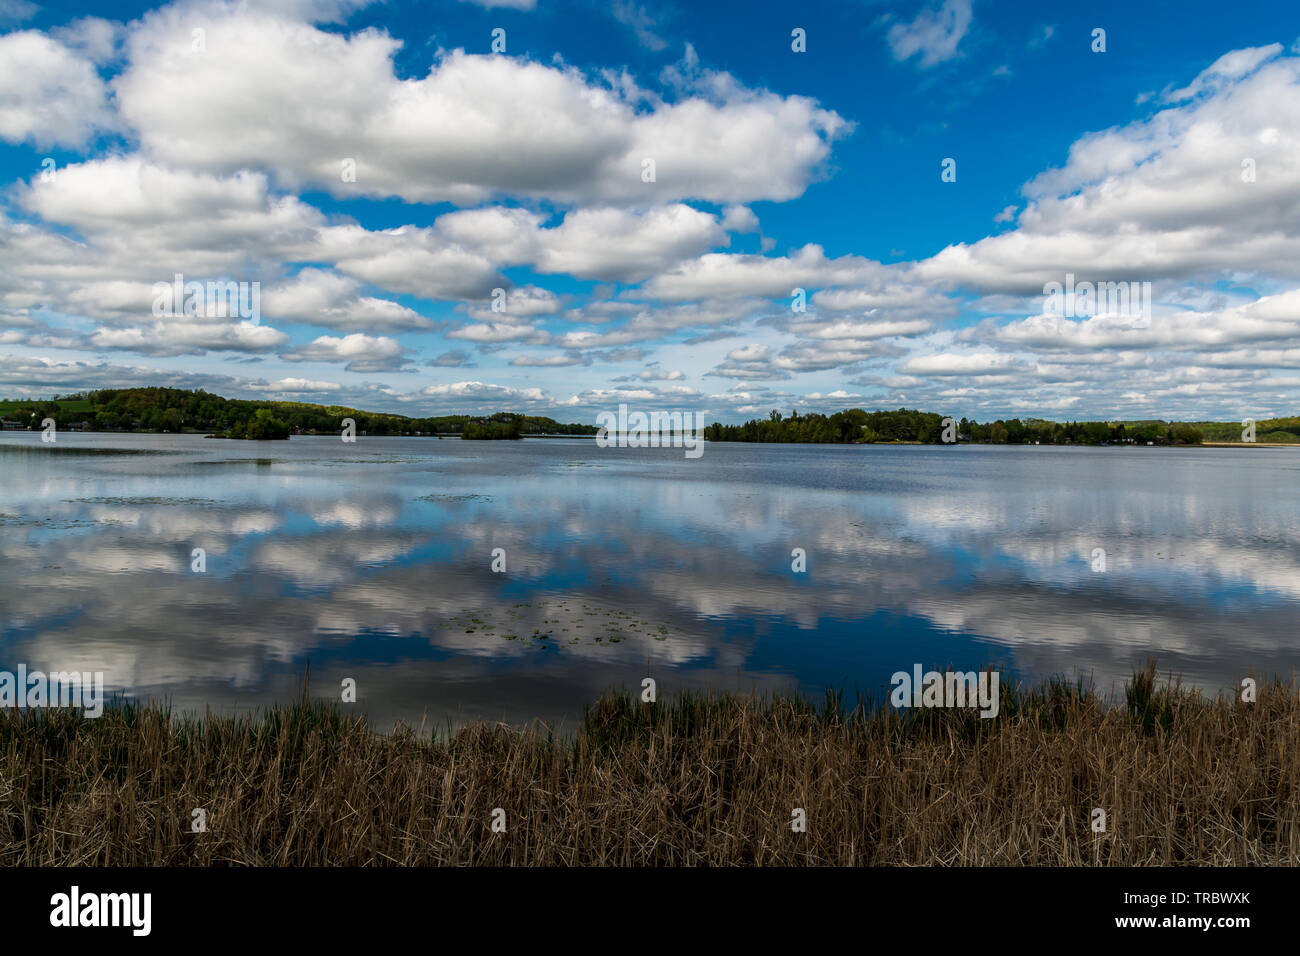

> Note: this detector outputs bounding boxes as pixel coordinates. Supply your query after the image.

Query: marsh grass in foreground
[2,663,1298,865]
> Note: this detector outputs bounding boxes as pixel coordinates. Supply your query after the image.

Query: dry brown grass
[2,664,1298,865]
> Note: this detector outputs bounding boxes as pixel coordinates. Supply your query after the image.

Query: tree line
[0,388,598,439]
[703,408,1211,445]
[4,389,1293,445]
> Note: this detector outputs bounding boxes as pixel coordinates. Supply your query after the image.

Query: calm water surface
[2,432,1298,728]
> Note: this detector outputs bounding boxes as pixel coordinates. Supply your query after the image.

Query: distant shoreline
[3,386,1297,446]
[4,431,1299,448]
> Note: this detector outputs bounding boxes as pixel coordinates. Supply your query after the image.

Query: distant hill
[0,388,600,439]
[1188,417,1300,444]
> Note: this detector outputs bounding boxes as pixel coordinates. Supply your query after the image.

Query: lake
[2,431,1298,729]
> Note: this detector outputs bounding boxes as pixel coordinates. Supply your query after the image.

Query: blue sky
[1,0,1299,422]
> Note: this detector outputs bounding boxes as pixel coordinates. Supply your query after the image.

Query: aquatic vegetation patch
[433,600,683,650]
[414,493,494,502]
[66,496,219,506]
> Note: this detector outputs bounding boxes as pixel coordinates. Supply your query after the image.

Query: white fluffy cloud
[263,269,436,332]
[433,203,726,284]
[281,332,411,372]
[900,351,1025,377]
[462,286,560,322]
[917,46,1300,293]
[112,8,847,206]
[17,158,325,298]
[416,380,549,403]
[0,30,112,146]
[247,377,343,394]
[88,321,288,356]
[995,289,1300,352]
[642,245,885,301]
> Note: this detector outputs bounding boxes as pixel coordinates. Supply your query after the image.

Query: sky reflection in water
[2,432,1299,728]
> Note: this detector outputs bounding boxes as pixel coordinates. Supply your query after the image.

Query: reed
[1,664,1297,865]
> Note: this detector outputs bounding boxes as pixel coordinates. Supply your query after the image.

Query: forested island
[0,388,596,440]
[1,388,1295,445]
